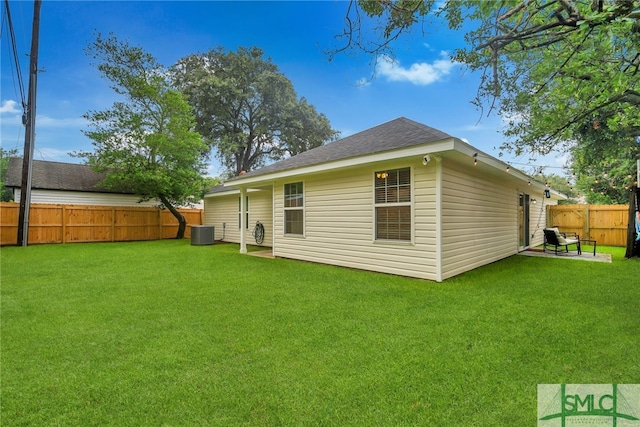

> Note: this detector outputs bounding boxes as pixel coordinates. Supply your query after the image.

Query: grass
[1,240,639,426]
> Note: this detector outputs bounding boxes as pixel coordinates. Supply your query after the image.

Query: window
[238,196,249,229]
[284,182,304,235]
[374,168,411,241]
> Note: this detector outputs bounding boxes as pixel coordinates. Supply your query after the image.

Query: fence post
[158,209,162,240]
[62,205,66,243]
[584,204,590,239]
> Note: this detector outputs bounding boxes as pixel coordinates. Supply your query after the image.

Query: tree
[570,123,639,204]
[0,148,18,201]
[172,47,339,176]
[77,33,208,239]
[280,97,340,157]
[333,1,640,156]
[201,176,221,198]
[537,173,582,204]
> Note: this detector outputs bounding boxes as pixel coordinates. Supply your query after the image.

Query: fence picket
[0,202,202,246]
[547,204,629,246]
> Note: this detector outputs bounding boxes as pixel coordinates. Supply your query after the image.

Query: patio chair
[543,228,581,255]
[550,225,580,240]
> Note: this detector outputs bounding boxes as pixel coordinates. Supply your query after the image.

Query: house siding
[272,161,439,280]
[529,197,557,247]
[247,190,273,247]
[203,189,272,246]
[203,194,239,243]
[12,189,160,207]
[439,160,519,280]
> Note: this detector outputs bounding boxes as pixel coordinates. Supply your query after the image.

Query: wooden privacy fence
[0,203,203,246]
[547,204,629,246]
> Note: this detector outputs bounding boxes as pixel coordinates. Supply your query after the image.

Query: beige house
[204,118,564,282]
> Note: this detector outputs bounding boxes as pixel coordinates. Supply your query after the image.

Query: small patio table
[580,239,597,256]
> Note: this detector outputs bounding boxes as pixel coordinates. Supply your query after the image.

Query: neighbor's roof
[5,158,132,194]
[227,117,453,182]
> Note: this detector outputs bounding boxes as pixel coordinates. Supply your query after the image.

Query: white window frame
[284,181,304,236]
[238,196,249,229]
[373,167,413,243]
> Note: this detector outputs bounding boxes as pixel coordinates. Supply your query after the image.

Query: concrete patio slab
[247,250,275,259]
[518,249,612,263]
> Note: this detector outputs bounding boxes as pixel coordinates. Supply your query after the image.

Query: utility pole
[17,0,42,246]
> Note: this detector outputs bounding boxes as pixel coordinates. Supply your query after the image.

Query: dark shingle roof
[207,184,236,194]
[228,117,453,181]
[4,158,132,194]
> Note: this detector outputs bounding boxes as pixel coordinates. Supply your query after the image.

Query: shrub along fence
[0,203,203,246]
[547,204,629,246]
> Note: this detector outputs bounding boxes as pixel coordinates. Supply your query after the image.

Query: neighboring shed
[5,158,159,207]
[204,117,564,282]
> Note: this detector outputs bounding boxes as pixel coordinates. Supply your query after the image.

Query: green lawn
[1,240,639,426]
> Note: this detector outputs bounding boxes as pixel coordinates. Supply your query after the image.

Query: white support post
[239,187,247,254]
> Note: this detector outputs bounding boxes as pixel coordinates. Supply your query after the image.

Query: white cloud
[0,114,22,127]
[435,1,448,12]
[36,115,87,128]
[554,153,571,167]
[355,77,371,87]
[33,147,76,162]
[205,161,224,178]
[376,52,458,86]
[0,103,86,129]
[501,111,526,127]
[458,124,491,132]
[0,100,21,114]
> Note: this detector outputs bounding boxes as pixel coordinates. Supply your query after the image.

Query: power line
[2,0,27,116]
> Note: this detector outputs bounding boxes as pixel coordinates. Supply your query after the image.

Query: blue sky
[1,1,567,177]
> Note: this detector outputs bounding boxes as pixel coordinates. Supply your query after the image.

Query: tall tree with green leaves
[570,123,640,204]
[333,0,640,157]
[172,47,339,176]
[77,34,208,239]
[0,148,18,201]
[280,97,340,157]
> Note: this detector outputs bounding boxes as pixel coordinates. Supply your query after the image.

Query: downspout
[435,156,443,282]
[239,186,247,254]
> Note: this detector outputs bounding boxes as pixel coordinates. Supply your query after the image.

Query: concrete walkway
[247,250,275,259]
